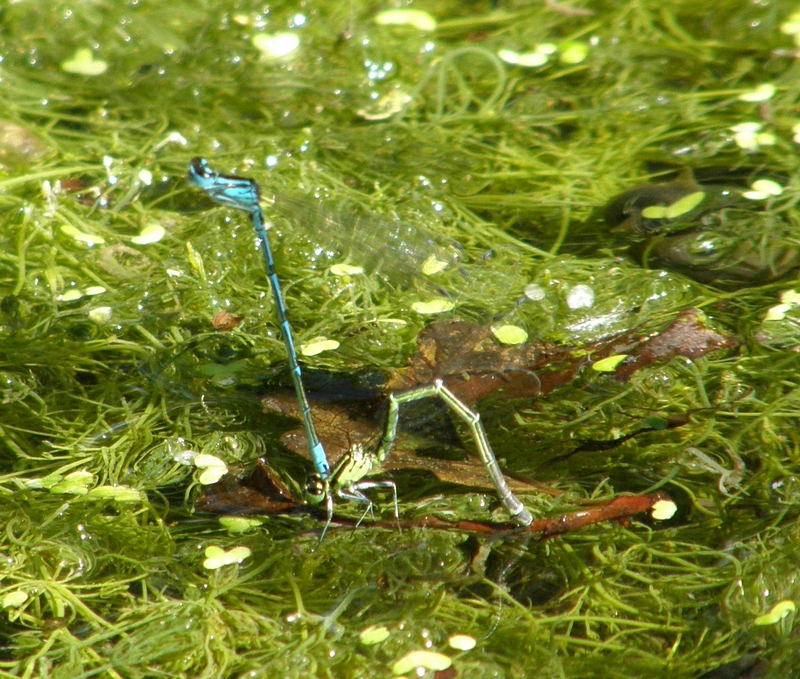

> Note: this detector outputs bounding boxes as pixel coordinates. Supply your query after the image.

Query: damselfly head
[187,157,212,183]
[187,158,261,213]
[304,473,328,505]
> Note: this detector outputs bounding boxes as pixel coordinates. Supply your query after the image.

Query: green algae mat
[2,1,800,677]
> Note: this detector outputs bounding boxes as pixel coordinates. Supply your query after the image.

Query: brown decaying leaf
[609,308,737,381]
[268,311,734,475]
[388,310,736,403]
[263,389,553,496]
[199,310,727,528]
[195,458,301,515]
[212,312,245,331]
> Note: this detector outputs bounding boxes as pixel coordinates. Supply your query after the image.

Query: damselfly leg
[305,378,533,536]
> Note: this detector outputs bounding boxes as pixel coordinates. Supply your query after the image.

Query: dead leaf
[212,312,245,331]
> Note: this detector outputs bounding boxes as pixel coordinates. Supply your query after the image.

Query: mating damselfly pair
[187,158,534,533]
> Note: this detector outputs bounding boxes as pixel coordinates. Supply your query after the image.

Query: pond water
[1,1,799,677]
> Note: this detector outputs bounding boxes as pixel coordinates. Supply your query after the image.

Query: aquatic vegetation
[2,1,800,677]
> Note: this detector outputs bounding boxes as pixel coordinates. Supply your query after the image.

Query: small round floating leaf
[300,338,340,356]
[651,499,678,521]
[491,324,528,345]
[730,122,764,150]
[756,132,776,146]
[219,516,264,534]
[559,41,588,64]
[330,264,364,276]
[738,83,776,102]
[750,179,783,196]
[202,545,250,569]
[780,289,800,305]
[731,122,762,133]
[641,205,667,219]
[225,546,252,564]
[58,289,84,302]
[194,454,227,469]
[754,600,796,625]
[664,191,706,218]
[374,9,437,31]
[497,49,548,67]
[592,354,627,372]
[198,466,227,485]
[60,224,105,245]
[524,283,546,301]
[88,306,112,325]
[781,290,800,306]
[203,546,227,570]
[421,255,449,275]
[359,625,391,645]
[641,192,706,220]
[194,454,228,484]
[131,223,166,245]
[252,32,300,60]
[411,299,455,314]
[2,590,28,608]
[392,650,452,676]
[743,178,784,200]
[764,303,791,321]
[448,634,476,651]
[61,48,108,76]
[781,12,800,35]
